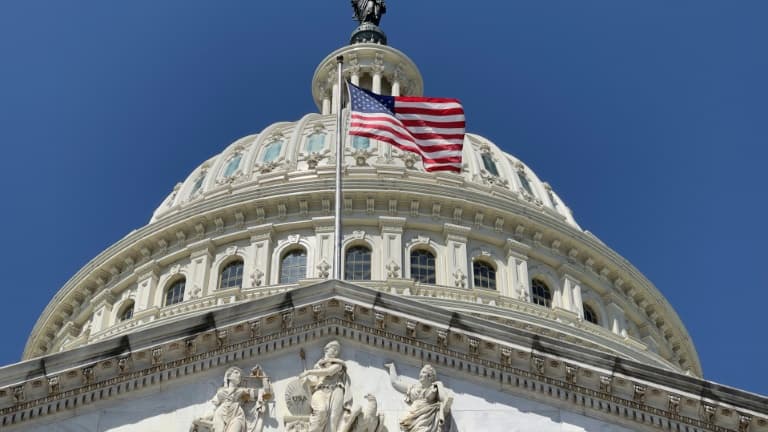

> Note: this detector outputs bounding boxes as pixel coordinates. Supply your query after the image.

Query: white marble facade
[19,342,634,432]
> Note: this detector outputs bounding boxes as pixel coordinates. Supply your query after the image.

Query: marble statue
[351,0,386,26]
[340,394,386,432]
[191,365,272,432]
[299,340,353,432]
[385,363,453,432]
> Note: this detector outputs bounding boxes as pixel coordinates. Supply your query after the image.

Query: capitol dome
[25,28,700,381]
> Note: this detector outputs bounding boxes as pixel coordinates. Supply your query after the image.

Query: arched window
[165,279,186,306]
[531,279,552,307]
[410,249,436,284]
[262,141,283,163]
[223,154,242,177]
[473,261,496,290]
[583,304,599,325]
[306,132,326,153]
[345,246,371,281]
[191,173,206,196]
[219,260,244,290]
[481,153,499,176]
[517,171,534,196]
[352,136,370,150]
[118,301,134,322]
[280,249,307,284]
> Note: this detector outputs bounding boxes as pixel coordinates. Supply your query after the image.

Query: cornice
[24,176,700,376]
[4,283,764,431]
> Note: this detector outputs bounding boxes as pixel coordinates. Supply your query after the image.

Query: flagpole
[333,55,344,281]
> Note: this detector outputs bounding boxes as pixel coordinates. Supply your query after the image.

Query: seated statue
[385,363,452,432]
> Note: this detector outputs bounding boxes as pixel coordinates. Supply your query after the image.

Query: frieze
[1,316,764,432]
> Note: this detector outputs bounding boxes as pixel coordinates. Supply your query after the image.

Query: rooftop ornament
[350,0,387,45]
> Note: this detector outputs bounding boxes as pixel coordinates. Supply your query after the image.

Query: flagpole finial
[337,55,344,64]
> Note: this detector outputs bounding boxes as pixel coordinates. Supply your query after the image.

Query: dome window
[280,249,307,284]
[306,132,326,153]
[583,304,599,325]
[352,136,370,150]
[219,260,244,290]
[262,141,283,163]
[517,170,534,196]
[223,154,242,177]
[165,279,186,306]
[481,153,499,176]
[410,249,436,284]
[473,260,496,290]
[345,246,372,281]
[118,301,134,322]
[531,279,552,307]
[546,189,559,210]
[191,173,206,196]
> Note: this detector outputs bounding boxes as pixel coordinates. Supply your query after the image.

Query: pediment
[2,281,766,432]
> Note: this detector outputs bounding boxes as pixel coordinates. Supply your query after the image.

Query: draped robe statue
[351,0,387,26]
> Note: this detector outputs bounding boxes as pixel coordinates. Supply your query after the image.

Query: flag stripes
[347,83,465,173]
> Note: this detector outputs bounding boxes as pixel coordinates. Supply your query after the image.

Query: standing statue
[385,363,453,432]
[299,340,353,432]
[191,366,272,432]
[351,0,387,26]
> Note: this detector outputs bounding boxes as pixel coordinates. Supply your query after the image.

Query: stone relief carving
[285,341,352,432]
[191,365,273,432]
[283,341,387,432]
[250,269,264,287]
[317,260,331,279]
[305,151,328,169]
[386,261,400,279]
[452,269,466,288]
[351,148,375,167]
[342,394,386,432]
[385,362,453,432]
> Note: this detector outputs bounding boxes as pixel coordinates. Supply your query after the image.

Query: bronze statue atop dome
[351,0,386,26]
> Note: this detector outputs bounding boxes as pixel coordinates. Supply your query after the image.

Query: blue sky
[0,1,766,396]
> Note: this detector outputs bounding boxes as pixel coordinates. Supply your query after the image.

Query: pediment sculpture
[385,362,453,432]
[284,340,386,432]
[191,365,273,432]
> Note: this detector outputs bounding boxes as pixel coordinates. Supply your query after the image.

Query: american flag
[347,83,465,173]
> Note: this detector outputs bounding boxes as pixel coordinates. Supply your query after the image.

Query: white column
[504,239,531,299]
[351,72,360,86]
[134,265,160,312]
[607,302,626,335]
[559,273,582,315]
[392,80,400,96]
[90,290,116,332]
[443,223,471,288]
[380,217,406,279]
[188,242,214,299]
[322,97,331,115]
[331,82,340,114]
[313,217,335,278]
[249,225,274,287]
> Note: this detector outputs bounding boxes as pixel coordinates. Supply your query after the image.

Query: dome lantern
[311,1,422,113]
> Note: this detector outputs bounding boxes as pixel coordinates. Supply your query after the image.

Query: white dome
[25,40,701,380]
[151,115,580,231]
